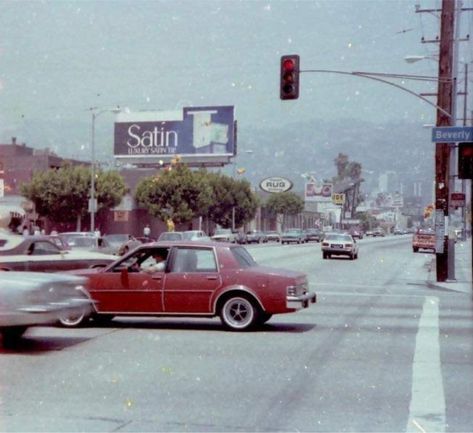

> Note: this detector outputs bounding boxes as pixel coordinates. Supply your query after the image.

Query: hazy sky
[0,0,471,158]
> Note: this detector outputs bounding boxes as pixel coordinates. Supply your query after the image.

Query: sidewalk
[427,239,473,295]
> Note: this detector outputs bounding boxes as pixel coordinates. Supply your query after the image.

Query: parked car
[234,231,248,244]
[372,228,386,237]
[280,228,306,244]
[0,271,93,346]
[66,241,317,331]
[245,230,268,244]
[0,234,117,272]
[103,234,142,255]
[304,228,323,242]
[158,232,184,241]
[265,231,281,242]
[60,234,116,255]
[211,228,237,243]
[321,232,359,260]
[182,230,211,241]
[158,231,210,242]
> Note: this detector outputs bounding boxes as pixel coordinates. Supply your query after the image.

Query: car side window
[30,241,61,255]
[194,249,217,272]
[170,248,216,273]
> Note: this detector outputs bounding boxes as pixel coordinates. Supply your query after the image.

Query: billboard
[305,182,333,202]
[114,106,235,166]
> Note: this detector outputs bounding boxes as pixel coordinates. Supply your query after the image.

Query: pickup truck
[412,229,436,253]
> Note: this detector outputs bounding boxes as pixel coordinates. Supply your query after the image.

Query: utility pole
[435,0,455,282]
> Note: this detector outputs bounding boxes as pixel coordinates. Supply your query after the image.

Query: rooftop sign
[259,177,293,193]
[114,106,235,167]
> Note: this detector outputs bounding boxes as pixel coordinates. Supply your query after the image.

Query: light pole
[89,106,122,233]
[231,149,253,231]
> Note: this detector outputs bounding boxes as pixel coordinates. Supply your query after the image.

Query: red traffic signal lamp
[458,142,473,179]
[280,55,300,100]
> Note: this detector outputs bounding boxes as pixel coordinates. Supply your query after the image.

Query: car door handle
[152,275,163,281]
[206,276,218,280]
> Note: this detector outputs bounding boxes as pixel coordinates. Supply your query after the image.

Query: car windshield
[1,1,471,431]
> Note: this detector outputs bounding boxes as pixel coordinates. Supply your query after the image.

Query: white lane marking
[406,296,445,433]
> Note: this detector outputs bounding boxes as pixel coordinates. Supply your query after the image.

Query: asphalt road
[1,236,472,432]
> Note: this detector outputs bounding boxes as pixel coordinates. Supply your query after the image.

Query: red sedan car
[65,241,317,331]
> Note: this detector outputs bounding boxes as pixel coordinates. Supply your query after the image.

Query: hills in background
[6,116,435,204]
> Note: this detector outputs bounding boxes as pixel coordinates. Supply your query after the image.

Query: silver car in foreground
[0,272,93,346]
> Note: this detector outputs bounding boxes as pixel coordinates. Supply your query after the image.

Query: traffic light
[280,54,300,100]
[458,142,473,179]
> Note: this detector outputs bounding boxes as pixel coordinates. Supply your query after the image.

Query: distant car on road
[349,228,364,239]
[366,228,385,237]
[281,228,306,244]
[66,240,317,331]
[0,272,93,346]
[304,228,323,242]
[321,232,359,260]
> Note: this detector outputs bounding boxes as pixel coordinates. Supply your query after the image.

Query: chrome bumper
[286,292,317,309]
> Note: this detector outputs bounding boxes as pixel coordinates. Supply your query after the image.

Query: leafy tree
[265,192,304,229]
[20,164,126,226]
[207,173,258,228]
[135,163,213,224]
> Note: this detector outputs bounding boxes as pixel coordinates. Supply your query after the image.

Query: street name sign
[431,126,473,143]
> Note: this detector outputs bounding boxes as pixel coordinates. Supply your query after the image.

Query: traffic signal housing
[458,142,473,179]
[280,55,300,100]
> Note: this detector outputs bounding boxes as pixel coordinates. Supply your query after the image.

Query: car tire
[413,247,419,253]
[93,314,115,325]
[58,307,88,328]
[323,252,327,259]
[258,312,273,325]
[220,295,258,331]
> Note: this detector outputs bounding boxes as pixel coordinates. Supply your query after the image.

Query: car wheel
[350,253,354,260]
[220,296,258,331]
[323,252,327,259]
[413,247,419,253]
[1,326,27,346]
[58,308,88,327]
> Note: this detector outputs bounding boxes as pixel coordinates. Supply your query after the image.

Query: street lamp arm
[300,69,452,119]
